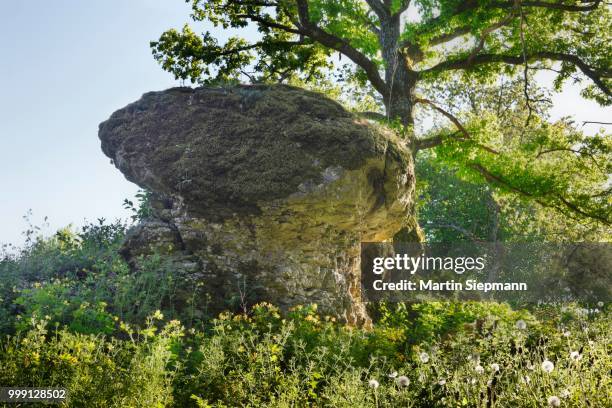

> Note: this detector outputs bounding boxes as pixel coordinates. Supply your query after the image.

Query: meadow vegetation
[0,217,609,407]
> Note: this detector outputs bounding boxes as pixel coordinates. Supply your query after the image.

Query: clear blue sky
[1,0,196,246]
[0,1,609,246]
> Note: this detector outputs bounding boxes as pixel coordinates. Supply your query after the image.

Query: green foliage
[415,76,612,229]
[1,220,610,406]
[435,116,610,223]
[123,190,154,223]
[0,316,181,407]
[152,1,610,103]
[416,149,611,242]
[416,153,503,242]
[0,219,217,339]
[0,303,609,407]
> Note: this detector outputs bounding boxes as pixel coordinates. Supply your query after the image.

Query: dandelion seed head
[516,319,527,330]
[541,360,555,373]
[560,389,570,398]
[475,364,484,374]
[396,376,410,387]
[438,379,446,386]
[597,301,604,308]
[547,395,561,407]
[490,363,500,372]
[419,352,430,363]
[388,371,398,378]
[368,379,380,389]
[569,351,582,361]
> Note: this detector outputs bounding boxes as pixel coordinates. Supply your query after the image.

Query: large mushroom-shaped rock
[99,85,415,324]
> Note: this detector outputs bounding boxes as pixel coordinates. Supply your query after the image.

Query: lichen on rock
[99,84,416,324]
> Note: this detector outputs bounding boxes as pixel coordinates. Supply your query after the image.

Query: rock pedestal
[99,85,416,324]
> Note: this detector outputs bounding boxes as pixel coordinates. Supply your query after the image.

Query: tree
[152,0,611,226]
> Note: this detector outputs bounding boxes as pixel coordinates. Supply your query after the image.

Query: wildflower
[368,379,379,389]
[396,376,410,387]
[516,319,527,330]
[438,379,446,386]
[419,352,430,363]
[490,363,500,372]
[152,310,164,320]
[560,389,570,398]
[541,360,554,373]
[547,395,561,407]
[388,371,398,379]
[475,365,484,374]
[569,351,582,361]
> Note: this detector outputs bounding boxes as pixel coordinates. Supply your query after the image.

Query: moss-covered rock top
[99,84,409,219]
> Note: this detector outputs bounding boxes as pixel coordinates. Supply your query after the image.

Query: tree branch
[392,0,412,16]
[415,98,471,139]
[294,0,389,95]
[491,1,602,12]
[465,15,517,64]
[236,14,303,34]
[414,0,601,46]
[365,0,388,18]
[214,40,305,57]
[413,99,501,154]
[414,134,445,150]
[470,163,610,224]
[422,52,611,96]
[429,26,473,46]
[582,121,612,126]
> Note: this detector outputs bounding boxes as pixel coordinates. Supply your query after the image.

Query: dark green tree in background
[152,0,611,230]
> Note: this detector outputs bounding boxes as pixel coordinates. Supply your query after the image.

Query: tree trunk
[379,14,417,129]
[378,11,423,242]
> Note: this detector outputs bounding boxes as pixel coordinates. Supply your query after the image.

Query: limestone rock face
[99,85,415,324]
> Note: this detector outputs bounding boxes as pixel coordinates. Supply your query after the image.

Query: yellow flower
[59,353,78,365]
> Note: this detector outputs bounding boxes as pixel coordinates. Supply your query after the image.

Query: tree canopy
[151,0,611,227]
